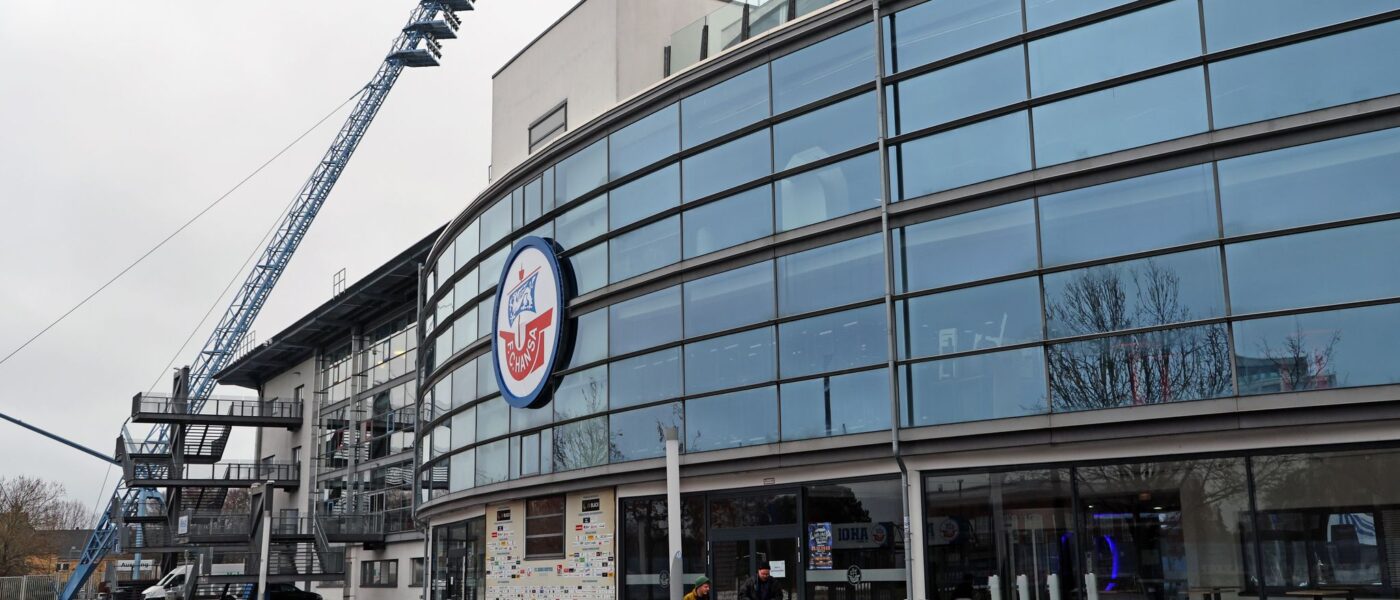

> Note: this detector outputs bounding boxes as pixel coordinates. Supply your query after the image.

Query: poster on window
[808,522,833,569]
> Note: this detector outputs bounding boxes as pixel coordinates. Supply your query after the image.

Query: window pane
[684,327,777,395]
[552,416,608,471]
[900,111,1032,197]
[780,368,891,440]
[476,439,508,486]
[523,177,543,224]
[1044,248,1226,338]
[478,246,508,294]
[610,164,679,229]
[480,199,512,250]
[552,365,608,421]
[609,216,680,283]
[555,195,607,250]
[684,261,775,337]
[1048,323,1233,411]
[554,139,607,206]
[477,354,497,397]
[610,348,682,410]
[1210,21,1400,129]
[610,403,685,462]
[924,469,1073,600]
[774,92,876,171]
[683,185,774,259]
[777,234,883,316]
[895,47,1026,133]
[901,200,1037,291]
[566,309,607,368]
[609,286,682,355]
[1029,0,1201,97]
[610,104,679,179]
[682,129,772,203]
[685,386,779,452]
[569,242,608,295]
[776,151,882,232]
[1234,303,1400,395]
[888,0,1022,72]
[476,397,509,440]
[1250,448,1400,592]
[1075,458,1253,600]
[448,449,474,492]
[477,294,494,337]
[1034,67,1208,166]
[511,402,551,433]
[906,347,1048,426]
[1039,164,1218,266]
[772,24,875,113]
[454,220,479,268]
[1219,127,1400,236]
[451,407,475,449]
[904,277,1042,358]
[681,65,771,149]
[1203,0,1400,51]
[451,361,476,408]
[1025,0,1134,29]
[1226,219,1400,315]
[779,304,888,378]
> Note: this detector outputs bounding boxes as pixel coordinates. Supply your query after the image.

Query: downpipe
[872,1,918,598]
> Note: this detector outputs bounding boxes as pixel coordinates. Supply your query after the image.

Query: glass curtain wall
[431,517,486,600]
[620,478,907,600]
[926,447,1400,600]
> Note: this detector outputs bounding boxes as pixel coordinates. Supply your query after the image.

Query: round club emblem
[492,237,571,409]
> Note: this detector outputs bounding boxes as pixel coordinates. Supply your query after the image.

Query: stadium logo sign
[492,237,572,409]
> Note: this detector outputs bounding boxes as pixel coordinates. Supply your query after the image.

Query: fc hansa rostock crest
[491,237,571,409]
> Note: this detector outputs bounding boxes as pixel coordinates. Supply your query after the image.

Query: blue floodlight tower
[59,2,474,598]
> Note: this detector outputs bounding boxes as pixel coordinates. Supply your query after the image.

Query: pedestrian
[739,566,784,600]
[684,576,711,600]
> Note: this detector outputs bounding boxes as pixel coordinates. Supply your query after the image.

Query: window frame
[524,494,568,560]
[359,559,399,588]
[528,101,568,153]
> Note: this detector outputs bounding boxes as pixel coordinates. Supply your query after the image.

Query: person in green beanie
[684,576,712,600]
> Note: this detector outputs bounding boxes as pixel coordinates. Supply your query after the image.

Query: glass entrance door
[711,533,802,600]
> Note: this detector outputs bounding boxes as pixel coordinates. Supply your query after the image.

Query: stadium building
[236,0,1400,599]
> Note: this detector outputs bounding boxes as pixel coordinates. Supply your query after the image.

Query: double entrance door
[710,526,803,600]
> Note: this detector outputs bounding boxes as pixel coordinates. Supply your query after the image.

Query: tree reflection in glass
[1045,251,1231,410]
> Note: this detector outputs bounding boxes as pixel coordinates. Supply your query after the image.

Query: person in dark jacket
[739,566,784,600]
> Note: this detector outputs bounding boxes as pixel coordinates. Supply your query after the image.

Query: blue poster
[808,522,833,569]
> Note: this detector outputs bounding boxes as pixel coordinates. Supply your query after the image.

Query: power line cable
[0,85,365,373]
[144,188,303,394]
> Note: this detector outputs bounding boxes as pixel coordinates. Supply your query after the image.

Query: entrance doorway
[707,491,802,600]
[711,531,802,600]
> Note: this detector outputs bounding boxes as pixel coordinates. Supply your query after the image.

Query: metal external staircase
[58,2,477,597]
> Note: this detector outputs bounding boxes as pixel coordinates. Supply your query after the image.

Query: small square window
[529,103,568,153]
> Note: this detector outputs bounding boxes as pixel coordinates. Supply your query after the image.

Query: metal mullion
[896,339,1045,369]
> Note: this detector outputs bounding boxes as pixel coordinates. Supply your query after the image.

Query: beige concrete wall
[490,0,619,181]
[614,0,729,101]
[483,488,616,599]
[489,0,728,181]
[255,357,317,515]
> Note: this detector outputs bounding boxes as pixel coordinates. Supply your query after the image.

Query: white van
[141,565,190,600]
[142,564,246,600]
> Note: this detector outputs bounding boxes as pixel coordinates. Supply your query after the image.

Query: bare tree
[1046,259,1232,411]
[0,476,95,576]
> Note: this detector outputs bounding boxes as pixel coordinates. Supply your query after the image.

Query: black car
[263,584,322,600]
[221,584,322,600]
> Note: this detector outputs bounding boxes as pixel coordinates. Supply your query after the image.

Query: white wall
[255,357,317,516]
[489,0,618,181]
[488,0,726,180]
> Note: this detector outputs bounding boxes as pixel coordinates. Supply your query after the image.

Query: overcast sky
[0,0,576,518]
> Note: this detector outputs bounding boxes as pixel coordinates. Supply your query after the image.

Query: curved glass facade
[419,0,1400,500]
